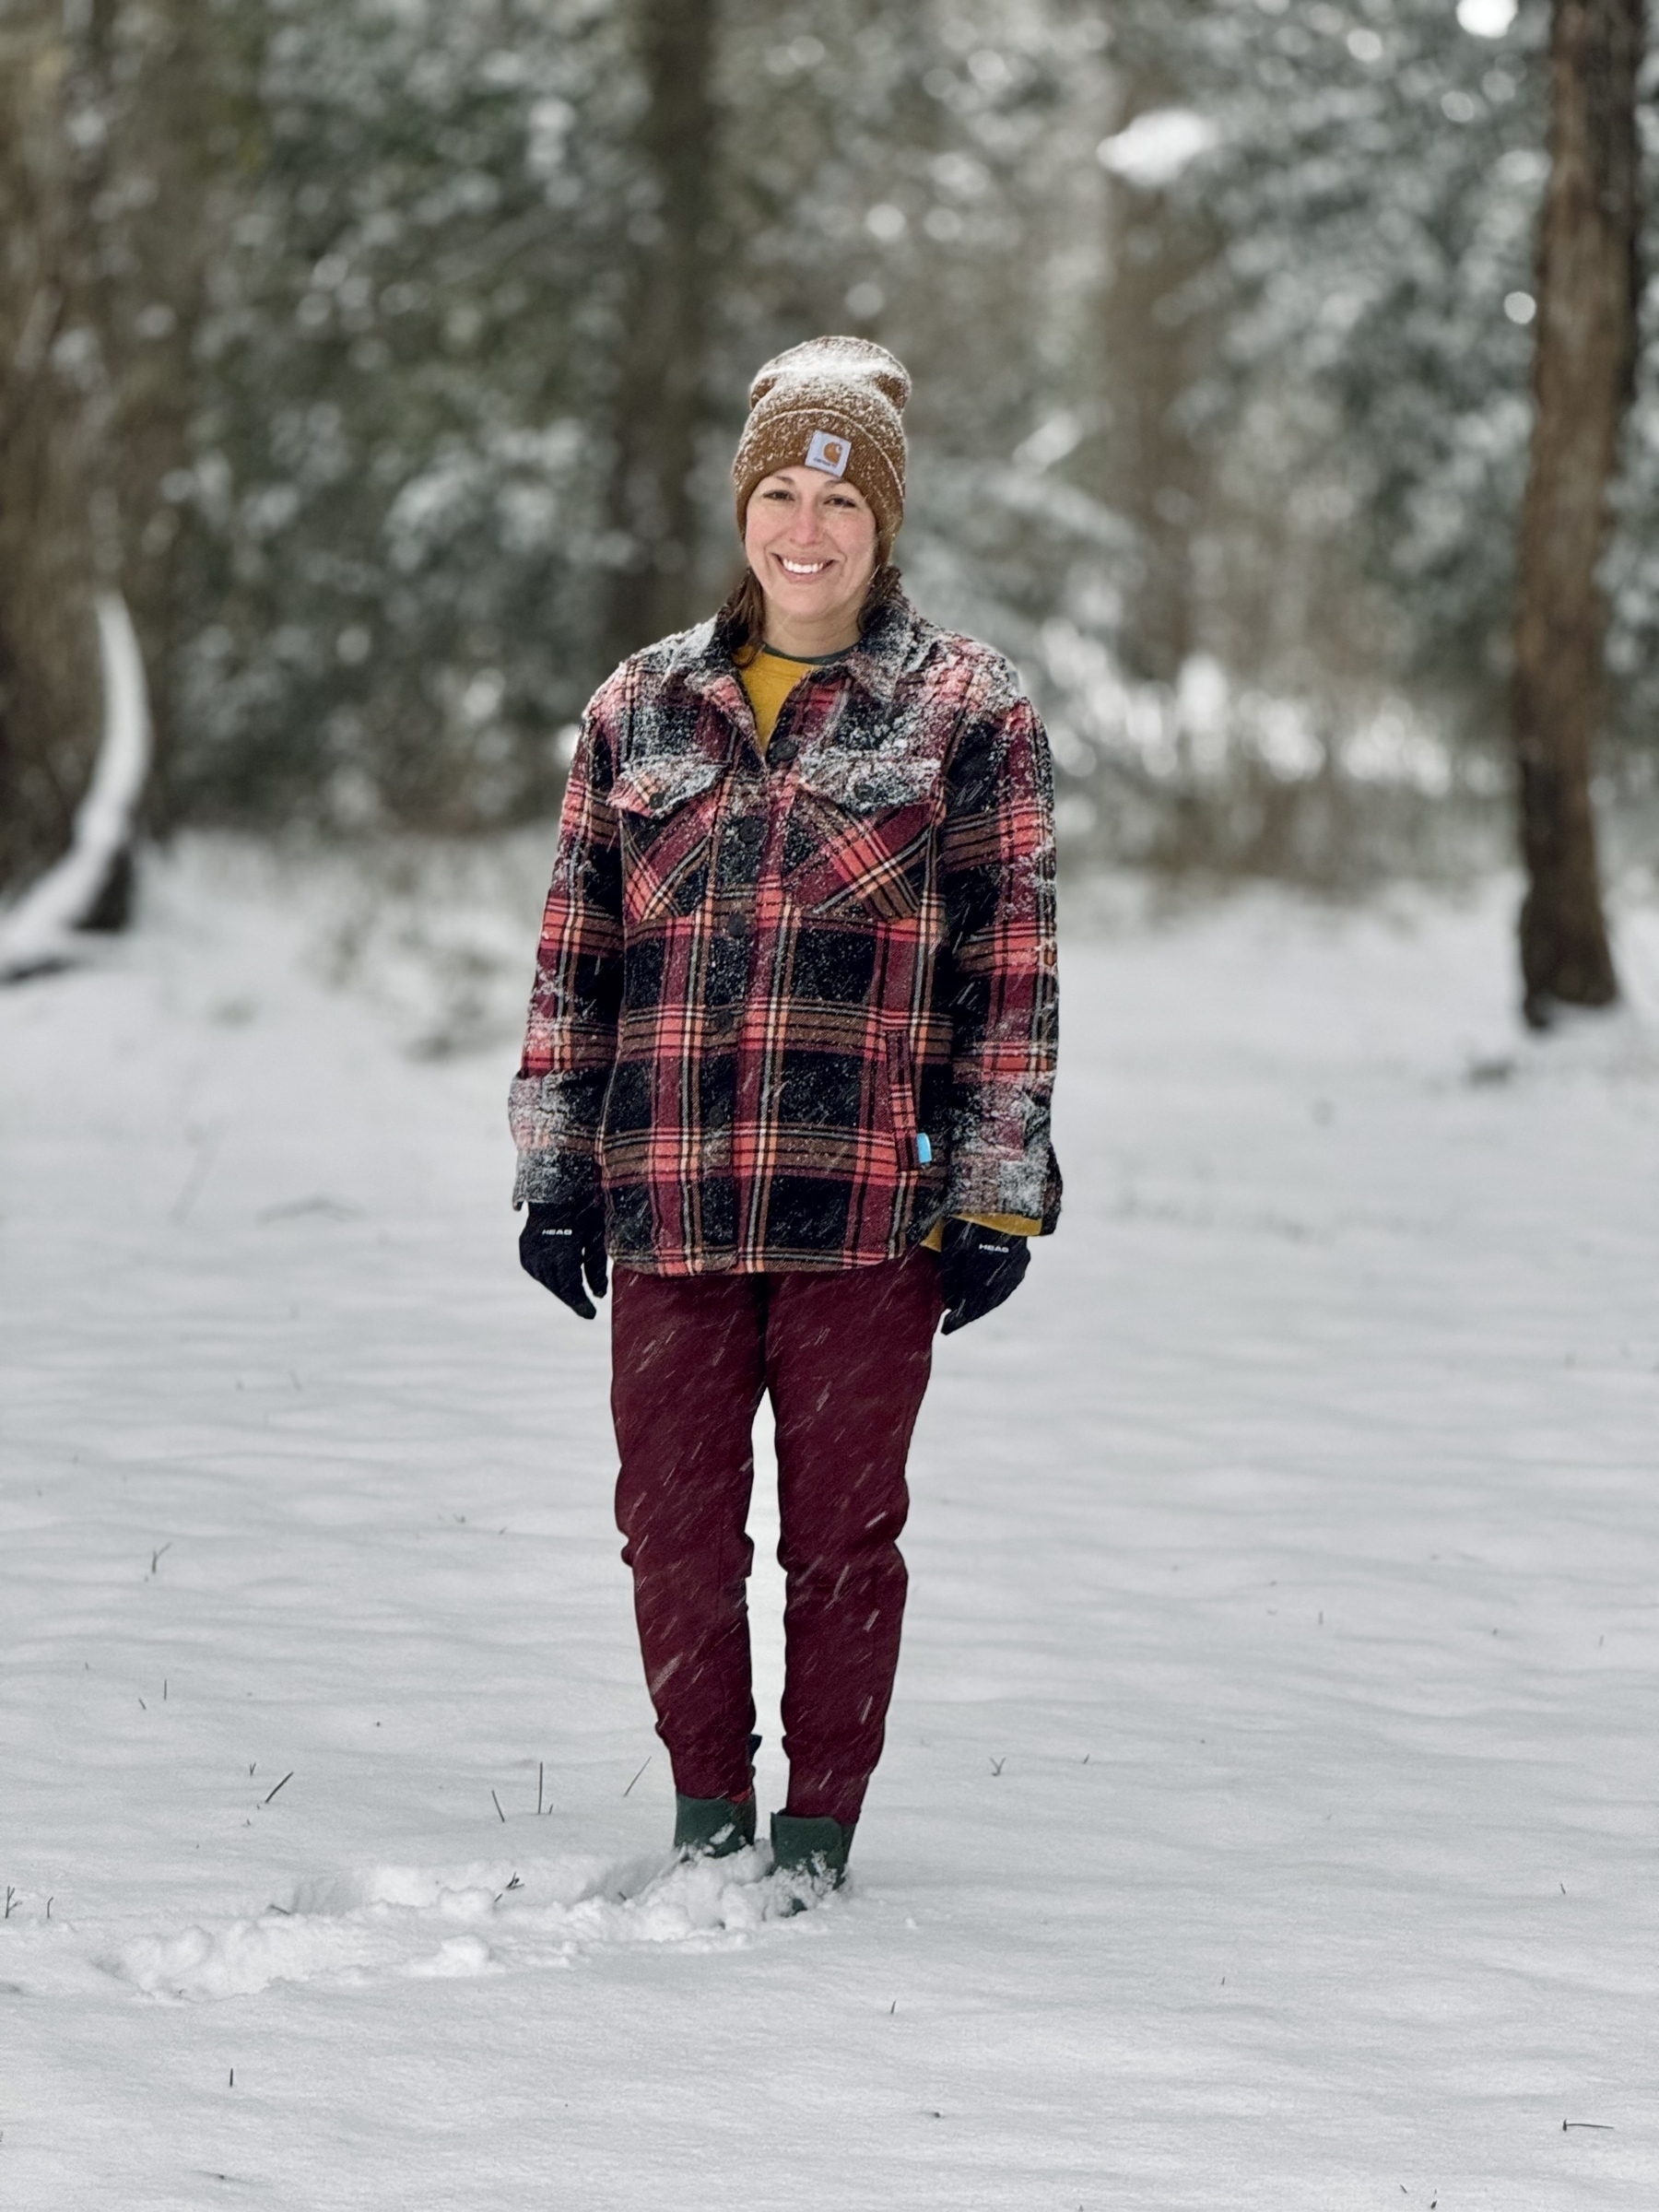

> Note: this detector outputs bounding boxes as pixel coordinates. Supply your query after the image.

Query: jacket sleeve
[508,700,624,1210]
[938,687,1062,1233]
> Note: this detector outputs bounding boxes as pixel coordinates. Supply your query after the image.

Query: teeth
[779,559,828,574]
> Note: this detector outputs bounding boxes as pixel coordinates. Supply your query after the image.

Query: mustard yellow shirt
[735,648,1041,1252]
[737,646,814,748]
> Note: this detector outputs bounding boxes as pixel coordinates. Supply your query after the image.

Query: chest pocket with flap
[610,756,724,926]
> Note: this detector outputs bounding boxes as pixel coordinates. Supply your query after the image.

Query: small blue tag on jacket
[916,1133,933,1164]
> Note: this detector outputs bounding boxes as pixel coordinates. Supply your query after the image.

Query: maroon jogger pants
[610,1250,942,1830]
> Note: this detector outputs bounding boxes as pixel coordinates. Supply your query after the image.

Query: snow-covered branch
[0,592,151,983]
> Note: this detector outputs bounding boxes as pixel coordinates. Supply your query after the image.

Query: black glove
[519,1198,608,1319]
[938,1218,1030,1335]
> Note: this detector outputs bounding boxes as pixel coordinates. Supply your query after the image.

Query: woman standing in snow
[511,336,1060,1894]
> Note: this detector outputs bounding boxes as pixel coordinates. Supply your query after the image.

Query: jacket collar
[670,586,935,716]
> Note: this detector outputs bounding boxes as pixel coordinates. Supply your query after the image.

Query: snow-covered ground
[4,840,1657,2210]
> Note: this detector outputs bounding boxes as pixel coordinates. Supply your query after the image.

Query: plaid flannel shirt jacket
[510,590,1061,1275]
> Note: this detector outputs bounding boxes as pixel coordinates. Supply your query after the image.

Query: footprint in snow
[110,1847,819,2002]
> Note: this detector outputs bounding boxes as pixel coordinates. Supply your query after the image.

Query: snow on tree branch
[0,593,151,983]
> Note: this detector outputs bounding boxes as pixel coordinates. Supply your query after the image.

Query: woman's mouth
[776,557,831,576]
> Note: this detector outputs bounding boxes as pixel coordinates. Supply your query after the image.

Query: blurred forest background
[3,0,1657,912]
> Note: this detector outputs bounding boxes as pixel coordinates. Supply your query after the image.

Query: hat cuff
[734,425,903,553]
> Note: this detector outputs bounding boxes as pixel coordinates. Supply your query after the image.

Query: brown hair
[713,560,905,666]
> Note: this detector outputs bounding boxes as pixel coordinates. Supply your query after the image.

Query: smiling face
[742,465,880,656]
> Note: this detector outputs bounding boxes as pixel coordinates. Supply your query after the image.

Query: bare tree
[598,0,722,673]
[0,0,215,918]
[0,6,102,900]
[1511,0,1641,1027]
[85,0,219,856]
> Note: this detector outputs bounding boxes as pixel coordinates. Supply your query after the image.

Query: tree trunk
[0,1,216,912]
[1097,91,1215,692]
[0,7,101,899]
[598,0,721,673]
[1511,0,1641,1027]
[84,0,219,850]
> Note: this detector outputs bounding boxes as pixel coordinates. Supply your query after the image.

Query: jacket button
[769,737,798,766]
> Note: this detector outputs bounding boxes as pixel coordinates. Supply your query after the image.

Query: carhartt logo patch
[805,429,851,478]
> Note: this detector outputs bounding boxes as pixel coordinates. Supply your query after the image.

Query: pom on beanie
[732,335,911,560]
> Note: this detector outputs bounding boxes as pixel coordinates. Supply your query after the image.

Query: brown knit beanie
[732,335,911,561]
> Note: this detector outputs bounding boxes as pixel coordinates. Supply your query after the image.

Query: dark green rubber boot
[769,1811,854,1903]
[673,1792,757,1860]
